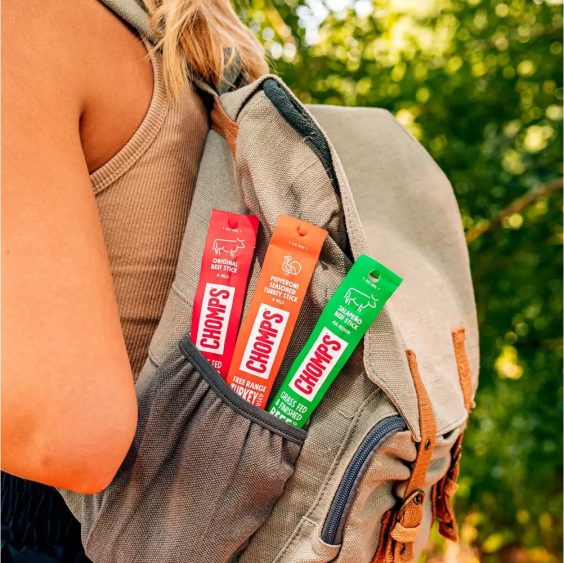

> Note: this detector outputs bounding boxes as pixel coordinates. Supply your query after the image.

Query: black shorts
[1,472,90,563]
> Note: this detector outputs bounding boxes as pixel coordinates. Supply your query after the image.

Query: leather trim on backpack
[373,350,436,563]
[432,327,475,542]
[211,97,239,158]
[452,327,474,412]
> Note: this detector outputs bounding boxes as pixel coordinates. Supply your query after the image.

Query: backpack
[60,2,479,561]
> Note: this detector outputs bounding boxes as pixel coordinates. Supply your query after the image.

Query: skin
[2,0,156,493]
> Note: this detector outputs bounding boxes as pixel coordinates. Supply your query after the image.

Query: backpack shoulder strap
[99,0,155,42]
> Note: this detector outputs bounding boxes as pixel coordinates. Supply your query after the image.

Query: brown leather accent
[434,433,463,541]
[403,350,437,497]
[391,522,422,543]
[433,327,475,542]
[372,350,436,563]
[210,97,238,158]
[431,480,438,524]
[452,327,474,411]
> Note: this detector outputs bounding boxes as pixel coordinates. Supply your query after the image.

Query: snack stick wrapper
[268,255,402,427]
[191,209,260,379]
[226,215,328,408]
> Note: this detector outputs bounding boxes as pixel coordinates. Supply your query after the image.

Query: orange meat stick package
[226,214,328,408]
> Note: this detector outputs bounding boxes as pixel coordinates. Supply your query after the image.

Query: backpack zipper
[321,416,407,545]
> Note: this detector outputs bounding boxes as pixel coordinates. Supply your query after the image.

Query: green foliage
[246,0,563,558]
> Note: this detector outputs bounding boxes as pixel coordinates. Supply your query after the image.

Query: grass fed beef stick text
[190,210,259,379]
[226,214,328,408]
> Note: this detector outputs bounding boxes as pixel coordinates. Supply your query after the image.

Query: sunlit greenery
[245,0,563,559]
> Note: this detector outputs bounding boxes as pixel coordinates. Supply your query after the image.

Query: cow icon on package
[190,210,259,379]
[213,237,246,259]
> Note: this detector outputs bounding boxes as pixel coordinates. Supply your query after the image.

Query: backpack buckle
[396,489,425,522]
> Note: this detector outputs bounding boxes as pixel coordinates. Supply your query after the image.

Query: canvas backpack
[60,1,480,561]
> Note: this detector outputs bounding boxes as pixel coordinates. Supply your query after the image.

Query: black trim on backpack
[179,336,308,444]
[263,79,340,197]
[262,78,353,260]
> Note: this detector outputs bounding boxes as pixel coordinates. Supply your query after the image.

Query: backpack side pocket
[77,337,306,563]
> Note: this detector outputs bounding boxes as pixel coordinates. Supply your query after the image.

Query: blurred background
[240,0,563,561]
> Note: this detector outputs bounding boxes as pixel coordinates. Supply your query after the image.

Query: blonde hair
[142,0,269,97]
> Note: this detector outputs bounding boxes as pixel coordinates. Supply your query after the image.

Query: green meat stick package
[267,254,402,427]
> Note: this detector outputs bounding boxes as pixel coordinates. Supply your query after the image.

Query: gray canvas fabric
[59,2,479,562]
[309,105,479,435]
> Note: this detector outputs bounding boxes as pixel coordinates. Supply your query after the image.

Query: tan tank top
[90,45,209,379]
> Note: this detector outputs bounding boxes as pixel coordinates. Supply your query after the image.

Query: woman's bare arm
[2,2,139,493]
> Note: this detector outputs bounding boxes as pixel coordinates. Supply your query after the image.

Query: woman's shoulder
[5,0,155,173]
[3,0,139,90]
[3,1,86,113]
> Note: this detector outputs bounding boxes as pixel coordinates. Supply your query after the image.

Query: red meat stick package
[190,209,260,379]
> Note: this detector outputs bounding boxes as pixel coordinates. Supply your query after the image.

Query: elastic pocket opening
[179,335,307,443]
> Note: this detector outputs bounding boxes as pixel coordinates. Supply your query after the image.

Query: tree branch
[466,177,563,244]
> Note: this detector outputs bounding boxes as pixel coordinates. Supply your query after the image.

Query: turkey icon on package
[191,209,259,379]
[226,214,328,408]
